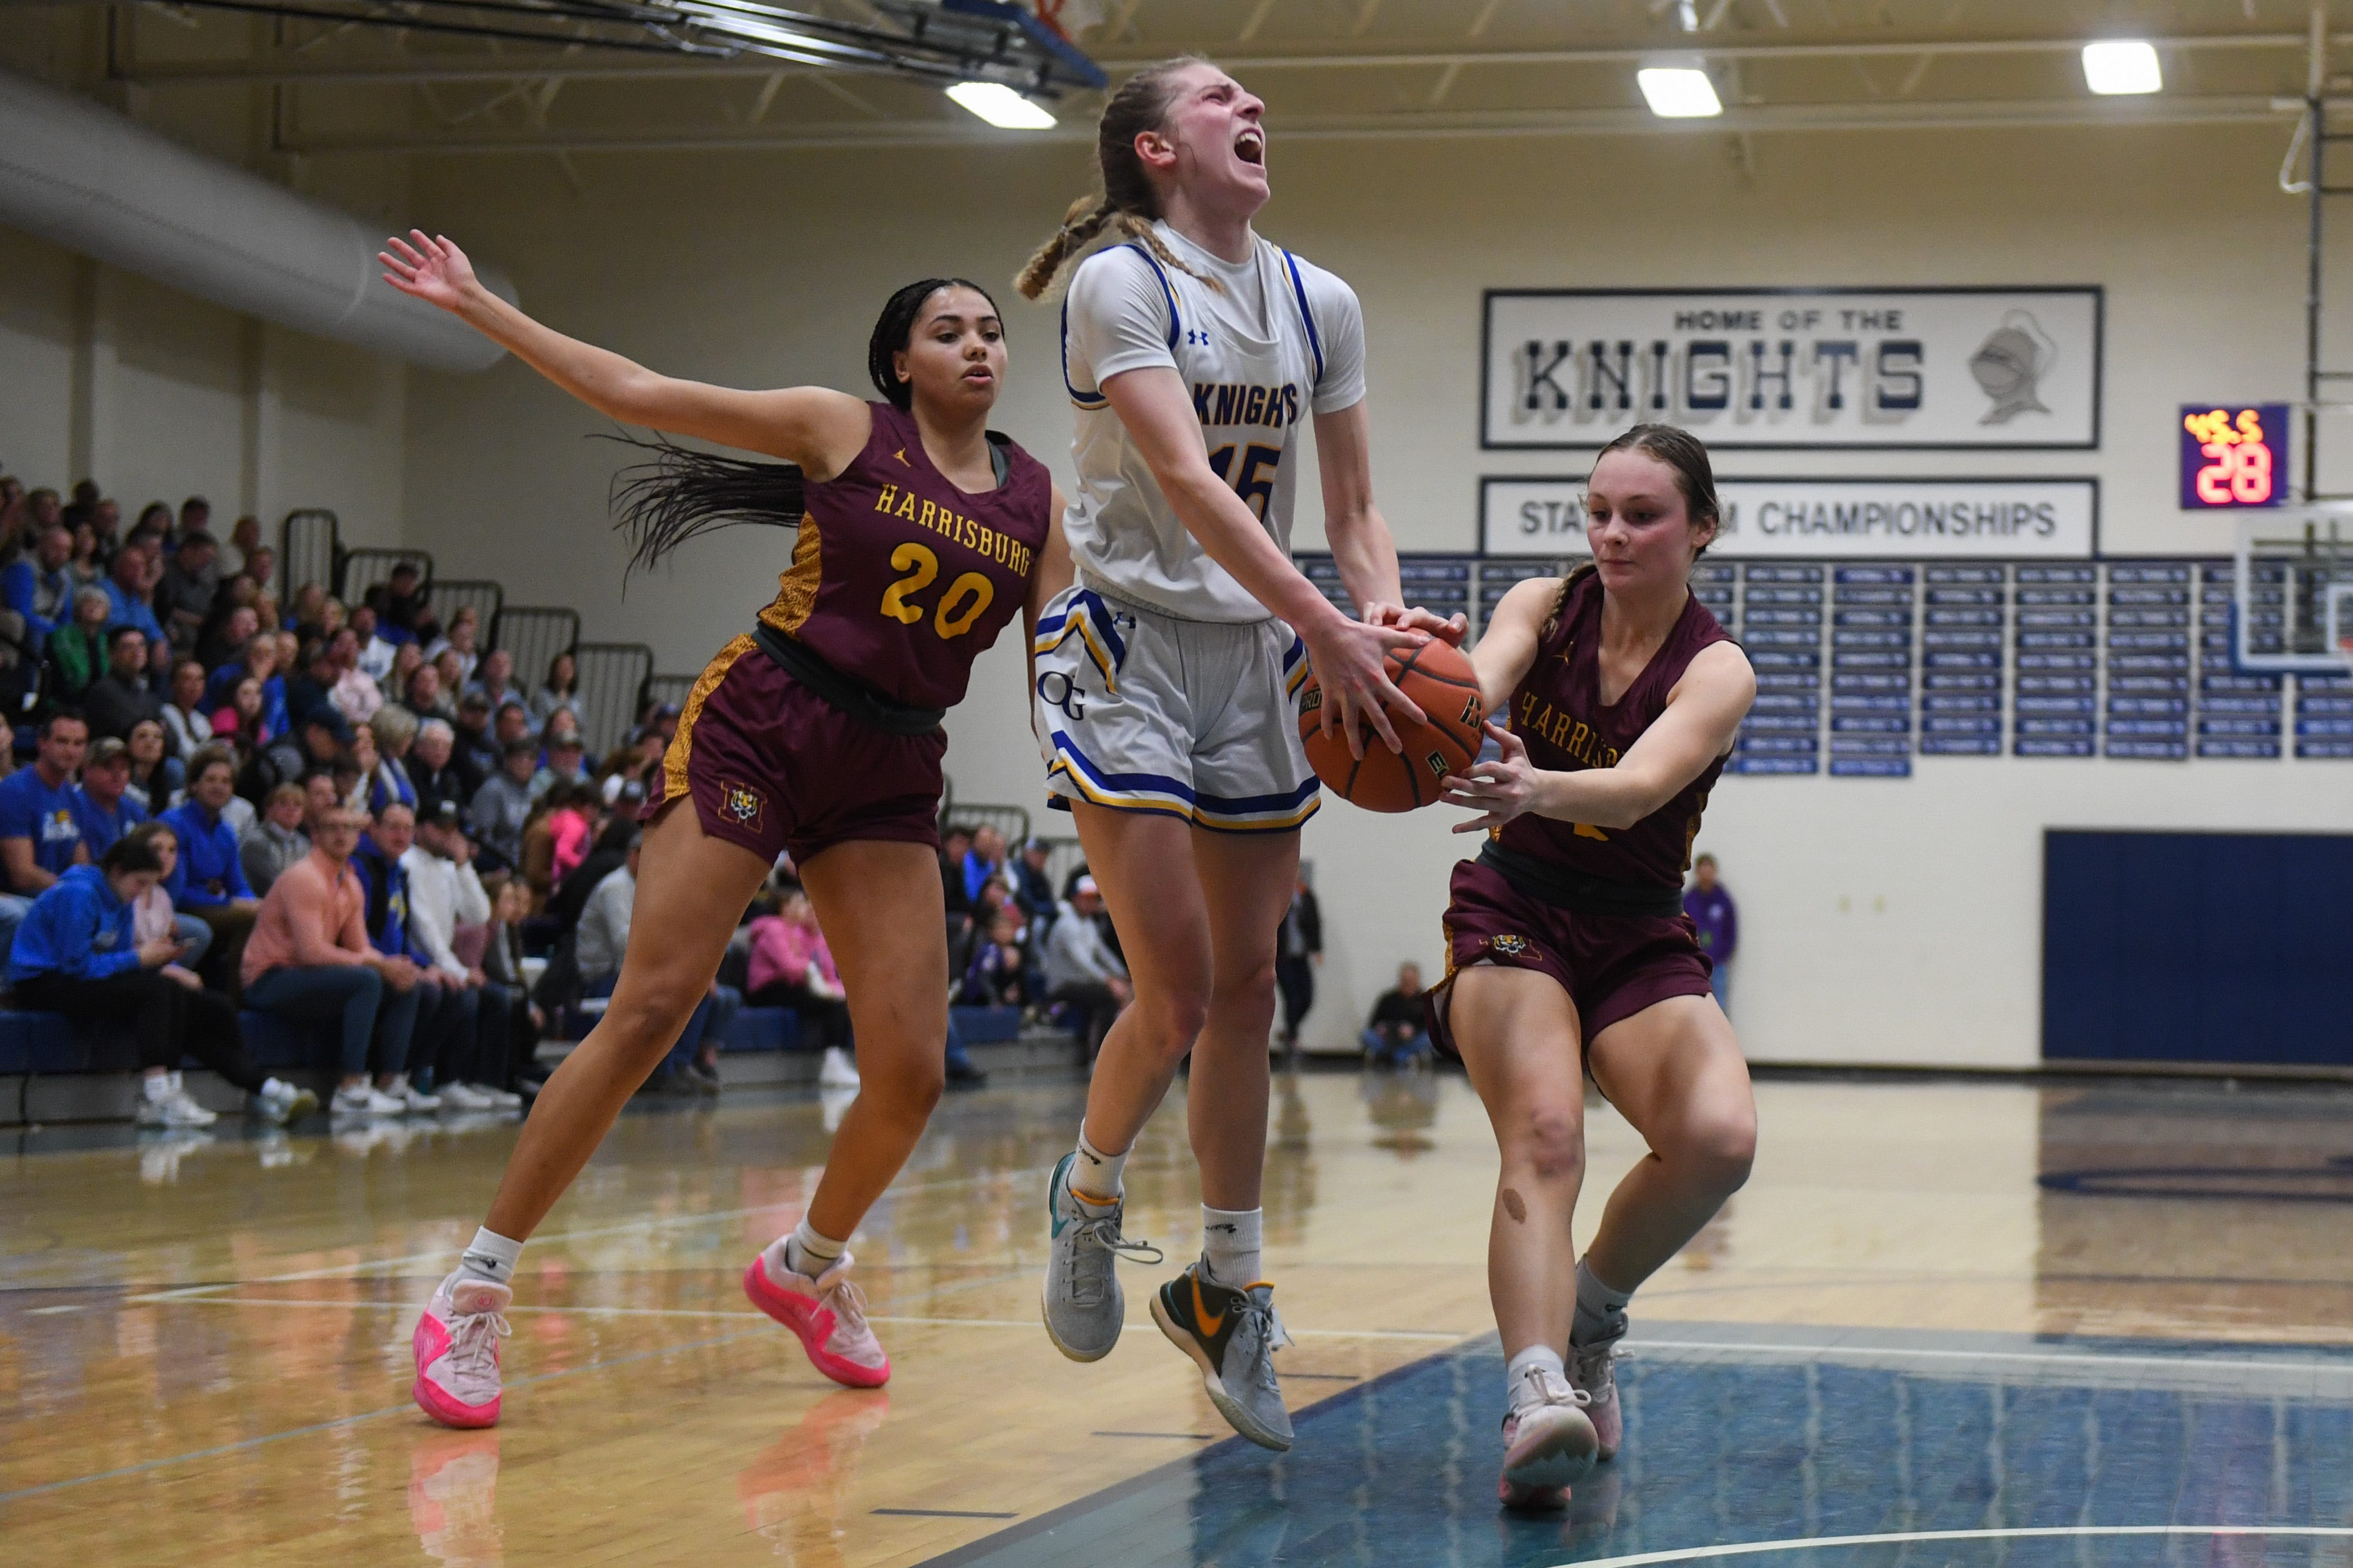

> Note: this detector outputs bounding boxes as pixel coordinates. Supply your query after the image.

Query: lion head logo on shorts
[720,781,765,826]
[1488,934,1530,956]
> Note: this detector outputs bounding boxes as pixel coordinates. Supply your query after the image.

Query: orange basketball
[1298,639,1485,813]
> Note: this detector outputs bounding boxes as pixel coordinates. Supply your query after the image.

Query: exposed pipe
[272,93,2293,156]
[114,29,2353,86]
[0,67,515,372]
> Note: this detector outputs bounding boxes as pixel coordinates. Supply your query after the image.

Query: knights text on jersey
[1060,221,1366,624]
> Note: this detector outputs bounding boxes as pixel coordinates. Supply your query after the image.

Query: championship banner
[1481,287,2102,450]
[1480,476,2100,559]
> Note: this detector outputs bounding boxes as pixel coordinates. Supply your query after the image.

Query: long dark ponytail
[606,277,999,580]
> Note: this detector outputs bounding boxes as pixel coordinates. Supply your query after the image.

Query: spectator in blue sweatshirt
[158,745,259,985]
[7,835,314,1127]
[0,710,90,961]
[352,801,480,1102]
[70,737,146,858]
[2,525,76,643]
[101,539,166,647]
[1683,853,1739,1019]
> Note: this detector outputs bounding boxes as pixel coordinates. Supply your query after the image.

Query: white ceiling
[24,1,2353,157]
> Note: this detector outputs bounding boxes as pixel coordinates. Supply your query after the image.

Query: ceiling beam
[275,91,2293,155]
[120,29,2353,86]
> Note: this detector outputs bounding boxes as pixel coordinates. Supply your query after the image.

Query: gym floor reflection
[4,1072,2350,1567]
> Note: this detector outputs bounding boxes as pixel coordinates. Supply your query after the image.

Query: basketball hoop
[2232,511,2353,674]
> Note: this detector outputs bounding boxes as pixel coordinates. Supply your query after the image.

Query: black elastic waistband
[1477,841,1684,919]
[751,622,944,738]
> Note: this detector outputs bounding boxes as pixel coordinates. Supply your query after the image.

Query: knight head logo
[722,781,765,826]
[1970,310,2057,426]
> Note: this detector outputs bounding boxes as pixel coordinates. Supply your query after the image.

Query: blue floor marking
[918,1322,2353,1568]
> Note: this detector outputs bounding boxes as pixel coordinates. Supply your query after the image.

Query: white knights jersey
[1060,220,1366,624]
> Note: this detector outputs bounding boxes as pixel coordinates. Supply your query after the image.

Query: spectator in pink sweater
[242,805,428,1116]
[747,888,854,1085]
[547,783,598,884]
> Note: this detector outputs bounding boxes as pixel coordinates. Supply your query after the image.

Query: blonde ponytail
[1013,57,1226,301]
[1016,194,1118,302]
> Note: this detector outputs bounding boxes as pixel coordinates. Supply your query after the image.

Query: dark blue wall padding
[2044,830,2353,1065]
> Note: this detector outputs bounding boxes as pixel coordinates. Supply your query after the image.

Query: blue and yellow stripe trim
[1032,589,1125,693]
[1282,635,1310,699]
[1045,729,1321,834]
[1059,293,1109,411]
[1281,249,1325,392]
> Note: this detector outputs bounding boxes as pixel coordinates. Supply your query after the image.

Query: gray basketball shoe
[1150,1262,1294,1451]
[1042,1152,1161,1361]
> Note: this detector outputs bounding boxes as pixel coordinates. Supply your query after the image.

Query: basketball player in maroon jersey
[377,233,1069,1428]
[1432,424,1758,1508]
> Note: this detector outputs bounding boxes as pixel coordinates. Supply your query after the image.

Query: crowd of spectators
[941,822,1130,1069]
[0,470,1173,1129]
[0,471,704,1126]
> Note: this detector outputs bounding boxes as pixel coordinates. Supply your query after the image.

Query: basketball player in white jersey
[1015,57,1457,1449]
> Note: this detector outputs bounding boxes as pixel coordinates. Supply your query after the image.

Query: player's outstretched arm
[1441,642,1754,834]
[380,230,869,479]
[1463,576,1554,722]
[1314,400,1464,646]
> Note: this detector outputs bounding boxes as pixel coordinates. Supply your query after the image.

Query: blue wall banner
[1481,287,2102,451]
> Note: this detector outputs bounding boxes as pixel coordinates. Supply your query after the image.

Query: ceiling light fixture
[2082,39,2162,96]
[947,80,1057,128]
[1637,67,1724,119]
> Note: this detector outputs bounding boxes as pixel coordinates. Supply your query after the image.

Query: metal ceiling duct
[0,67,513,373]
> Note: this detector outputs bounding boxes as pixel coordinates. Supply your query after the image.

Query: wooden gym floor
[5,1069,2352,1566]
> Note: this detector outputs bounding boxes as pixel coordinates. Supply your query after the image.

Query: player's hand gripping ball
[1298,640,1485,812]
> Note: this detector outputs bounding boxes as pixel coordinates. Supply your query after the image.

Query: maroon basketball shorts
[1429,857,1714,1060]
[647,634,947,865]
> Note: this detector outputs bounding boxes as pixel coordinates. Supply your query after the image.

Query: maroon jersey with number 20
[761,399,1052,710]
[653,401,1052,866]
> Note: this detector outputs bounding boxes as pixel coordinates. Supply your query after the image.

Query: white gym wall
[6,100,2351,1064]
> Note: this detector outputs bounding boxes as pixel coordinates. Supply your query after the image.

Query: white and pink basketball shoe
[743,1241,890,1388]
[412,1271,513,1429]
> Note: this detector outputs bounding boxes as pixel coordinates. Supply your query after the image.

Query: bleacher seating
[715,1004,1024,1054]
[0,502,1066,1121]
[0,1007,332,1075]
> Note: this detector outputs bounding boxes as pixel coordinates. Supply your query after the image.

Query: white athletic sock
[1506,1344,1569,1409]
[1072,1124,1127,1204]
[1571,1258,1633,1348]
[1200,1206,1263,1288]
[459,1226,523,1288]
[783,1217,846,1279]
[143,1072,173,1103]
[261,1077,292,1101]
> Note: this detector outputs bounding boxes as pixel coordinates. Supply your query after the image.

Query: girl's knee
[1504,1101,1586,1181]
[863,1056,943,1126]
[606,973,706,1055]
[1139,987,1210,1060]
[1678,1108,1756,1193]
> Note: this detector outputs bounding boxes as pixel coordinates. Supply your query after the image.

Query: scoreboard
[2179,404,2286,509]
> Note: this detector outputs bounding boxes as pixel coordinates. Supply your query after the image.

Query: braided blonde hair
[1015,57,1226,301]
